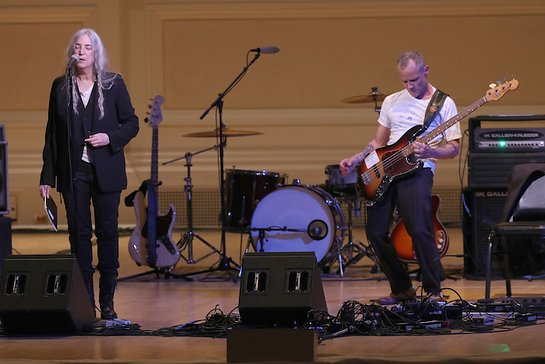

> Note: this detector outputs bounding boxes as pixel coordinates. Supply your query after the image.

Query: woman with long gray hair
[39,28,139,320]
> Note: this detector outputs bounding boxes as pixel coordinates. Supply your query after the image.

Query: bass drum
[250,185,345,265]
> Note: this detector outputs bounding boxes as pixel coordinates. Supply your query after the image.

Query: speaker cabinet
[0,216,11,274]
[468,152,545,189]
[462,189,507,279]
[0,125,8,215]
[238,252,327,327]
[0,254,95,335]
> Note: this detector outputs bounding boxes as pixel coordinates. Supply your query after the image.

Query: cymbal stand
[339,195,378,274]
[163,145,221,268]
[196,49,264,277]
[371,86,382,114]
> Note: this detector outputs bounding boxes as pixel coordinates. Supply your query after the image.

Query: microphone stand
[197,51,262,276]
[65,64,80,266]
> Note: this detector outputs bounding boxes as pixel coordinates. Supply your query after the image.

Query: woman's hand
[39,185,51,199]
[85,132,110,148]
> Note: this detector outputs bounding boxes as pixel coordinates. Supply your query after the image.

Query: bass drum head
[250,185,340,263]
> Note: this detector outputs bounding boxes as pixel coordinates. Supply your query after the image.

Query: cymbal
[342,91,386,104]
[183,127,263,138]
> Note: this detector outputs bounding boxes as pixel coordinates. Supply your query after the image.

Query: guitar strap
[423,89,448,130]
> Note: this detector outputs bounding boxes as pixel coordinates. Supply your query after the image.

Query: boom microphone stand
[196,48,270,276]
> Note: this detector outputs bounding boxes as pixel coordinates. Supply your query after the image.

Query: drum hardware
[338,195,378,274]
[162,146,223,271]
[193,49,265,277]
[322,164,377,274]
[342,86,385,113]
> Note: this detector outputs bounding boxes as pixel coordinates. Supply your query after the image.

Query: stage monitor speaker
[0,125,8,215]
[462,189,507,279]
[238,252,327,327]
[0,254,95,335]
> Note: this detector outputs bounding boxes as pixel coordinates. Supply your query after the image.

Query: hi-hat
[183,127,262,138]
[342,91,386,104]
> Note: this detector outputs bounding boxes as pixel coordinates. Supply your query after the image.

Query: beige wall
[1,0,545,226]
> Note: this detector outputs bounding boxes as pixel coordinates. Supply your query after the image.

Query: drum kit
[172,88,384,277]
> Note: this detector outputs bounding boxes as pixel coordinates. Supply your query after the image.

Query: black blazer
[40,73,139,193]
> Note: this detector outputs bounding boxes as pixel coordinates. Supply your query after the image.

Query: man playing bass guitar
[339,51,461,304]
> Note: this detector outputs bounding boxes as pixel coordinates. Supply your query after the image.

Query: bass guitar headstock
[485,78,519,102]
[145,95,164,128]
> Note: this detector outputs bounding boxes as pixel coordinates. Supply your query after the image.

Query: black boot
[99,274,118,320]
[81,272,96,315]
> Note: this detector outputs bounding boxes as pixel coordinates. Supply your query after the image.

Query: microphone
[249,46,280,54]
[354,195,362,218]
[307,219,328,241]
[66,54,80,70]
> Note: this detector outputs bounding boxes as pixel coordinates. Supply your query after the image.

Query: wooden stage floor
[1,227,545,363]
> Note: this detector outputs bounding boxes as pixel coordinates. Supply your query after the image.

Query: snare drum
[225,169,287,231]
[249,184,345,264]
[325,164,358,196]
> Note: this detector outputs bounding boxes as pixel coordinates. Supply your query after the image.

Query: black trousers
[366,168,443,295]
[62,162,121,278]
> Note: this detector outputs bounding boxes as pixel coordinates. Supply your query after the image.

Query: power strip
[396,320,444,331]
[464,311,537,326]
[105,319,131,328]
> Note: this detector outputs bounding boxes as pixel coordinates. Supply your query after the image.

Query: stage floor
[1,227,545,363]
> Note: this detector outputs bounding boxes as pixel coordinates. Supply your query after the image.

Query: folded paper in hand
[44,195,58,232]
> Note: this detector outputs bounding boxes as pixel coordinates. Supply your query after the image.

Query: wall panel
[0,0,544,226]
[161,14,545,110]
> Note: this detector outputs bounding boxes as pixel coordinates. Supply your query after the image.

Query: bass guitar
[358,79,519,204]
[128,95,180,269]
[391,194,448,263]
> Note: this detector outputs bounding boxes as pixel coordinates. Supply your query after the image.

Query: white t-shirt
[378,87,462,173]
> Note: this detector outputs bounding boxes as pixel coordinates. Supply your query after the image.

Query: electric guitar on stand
[391,194,448,262]
[128,95,180,270]
[358,79,519,204]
